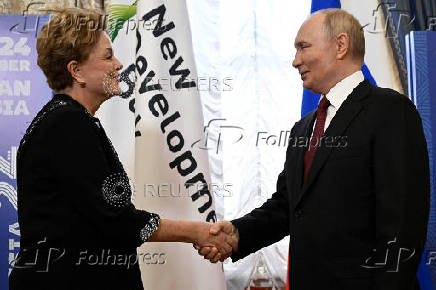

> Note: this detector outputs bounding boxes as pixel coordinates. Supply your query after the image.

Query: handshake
[193,221,239,263]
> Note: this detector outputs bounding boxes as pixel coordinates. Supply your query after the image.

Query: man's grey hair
[314,8,365,64]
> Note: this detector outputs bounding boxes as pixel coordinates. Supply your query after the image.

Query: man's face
[292,14,337,94]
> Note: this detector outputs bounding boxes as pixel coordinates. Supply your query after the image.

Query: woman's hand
[146,219,235,263]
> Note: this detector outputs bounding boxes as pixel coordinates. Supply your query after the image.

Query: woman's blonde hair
[36,8,105,91]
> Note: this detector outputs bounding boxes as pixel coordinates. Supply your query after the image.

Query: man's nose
[292,53,301,69]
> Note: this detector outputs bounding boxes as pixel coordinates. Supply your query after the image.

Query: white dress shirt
[313,70,365,134]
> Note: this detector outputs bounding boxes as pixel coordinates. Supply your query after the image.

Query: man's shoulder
[364,84,421,121]
[366,84,415,109]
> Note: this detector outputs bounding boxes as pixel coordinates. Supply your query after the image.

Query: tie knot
[318,96,330,111]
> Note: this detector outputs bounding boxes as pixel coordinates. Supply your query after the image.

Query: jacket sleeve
[45,108,159,247]
[371,97,430,289]
[231,126,294,261]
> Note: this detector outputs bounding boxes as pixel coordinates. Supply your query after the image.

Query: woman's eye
[106,54,113,59]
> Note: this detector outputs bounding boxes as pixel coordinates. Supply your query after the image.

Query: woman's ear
[67,60,86,87]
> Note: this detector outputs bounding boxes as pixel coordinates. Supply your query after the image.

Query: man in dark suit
[196,8,430,290]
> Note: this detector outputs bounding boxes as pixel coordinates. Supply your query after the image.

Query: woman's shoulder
[40,95,95,129]
[17,95,94,161]
[44,105,89,124]
[21,95,95,147]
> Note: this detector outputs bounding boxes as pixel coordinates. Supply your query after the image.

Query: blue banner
[407,30,436,289]
[0,14,52,289]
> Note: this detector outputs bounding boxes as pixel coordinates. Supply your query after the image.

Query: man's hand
[193,222,233,263]
[194,221,239,263]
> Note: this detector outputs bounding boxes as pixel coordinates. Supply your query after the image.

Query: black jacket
[9,94,158,290]
[232,80,430,290]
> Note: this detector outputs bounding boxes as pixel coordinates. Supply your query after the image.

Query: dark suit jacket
[231,79,430,290]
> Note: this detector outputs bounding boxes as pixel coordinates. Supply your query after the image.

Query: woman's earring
[75,78,86,88]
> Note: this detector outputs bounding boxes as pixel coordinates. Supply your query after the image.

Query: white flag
[97,0,137,178]
[100,1,227,289]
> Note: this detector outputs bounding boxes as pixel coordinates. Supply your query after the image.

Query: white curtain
[186,1,311,289]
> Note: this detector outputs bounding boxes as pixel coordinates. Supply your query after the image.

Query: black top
[9,94,159,290]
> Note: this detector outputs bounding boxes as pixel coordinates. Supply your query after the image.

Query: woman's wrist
[181,221,207,245]
[191,221,210,245]
[148,219,210,244]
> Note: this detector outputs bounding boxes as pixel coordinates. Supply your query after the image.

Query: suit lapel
[291,112,316,198]
[293,79,372,209]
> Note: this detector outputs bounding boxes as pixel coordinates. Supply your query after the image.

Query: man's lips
[300,71,309,80]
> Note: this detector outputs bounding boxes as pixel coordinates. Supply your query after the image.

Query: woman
[9,8,233,290]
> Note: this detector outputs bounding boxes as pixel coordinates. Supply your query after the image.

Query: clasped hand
[194,221,239,263]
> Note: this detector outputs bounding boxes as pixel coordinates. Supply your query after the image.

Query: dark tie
[303,96,330,182]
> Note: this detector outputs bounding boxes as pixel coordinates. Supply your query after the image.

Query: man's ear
[66,60,84,83]
[336,32,350,60]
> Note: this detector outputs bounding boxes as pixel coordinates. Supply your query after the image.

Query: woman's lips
[108,71,119,81]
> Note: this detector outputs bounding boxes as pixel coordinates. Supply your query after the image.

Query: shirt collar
[323,70,364,110]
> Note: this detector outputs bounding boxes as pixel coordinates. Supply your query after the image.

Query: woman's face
[78,32,123,99]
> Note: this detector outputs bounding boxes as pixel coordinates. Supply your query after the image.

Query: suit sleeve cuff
[230,218,252,262]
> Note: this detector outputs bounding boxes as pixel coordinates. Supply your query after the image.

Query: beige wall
[0,0,104,14]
